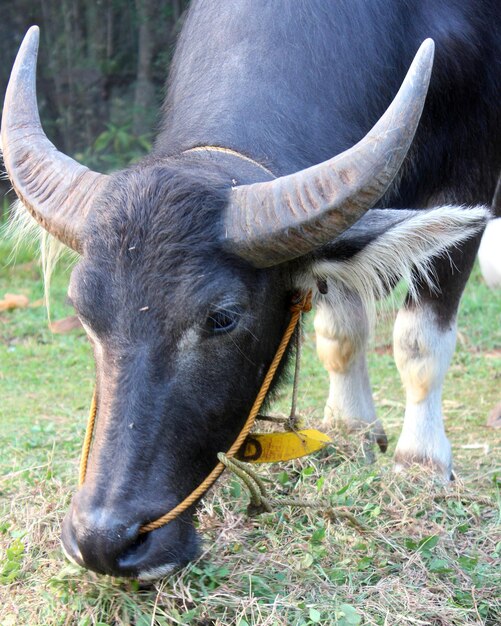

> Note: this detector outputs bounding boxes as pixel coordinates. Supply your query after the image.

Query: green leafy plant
[75,122,152,172]
[1,538,25,583]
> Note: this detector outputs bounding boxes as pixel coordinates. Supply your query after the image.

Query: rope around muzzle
[78,291,312,534]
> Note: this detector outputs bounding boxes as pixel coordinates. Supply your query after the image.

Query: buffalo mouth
[61,504,199,579]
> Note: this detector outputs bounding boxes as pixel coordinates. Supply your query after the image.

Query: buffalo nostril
[116,532,151,567]
[64,495,199,577]
[67,504,145,575]
[79,523,143,574]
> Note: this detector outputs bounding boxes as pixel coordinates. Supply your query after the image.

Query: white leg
[393,305,455,479]
[314,290,387,451]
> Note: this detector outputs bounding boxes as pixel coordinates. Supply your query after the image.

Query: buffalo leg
[314,287,387,453]
[392,234,482,479]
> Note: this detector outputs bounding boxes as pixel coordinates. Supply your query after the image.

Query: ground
[0,241,500,626]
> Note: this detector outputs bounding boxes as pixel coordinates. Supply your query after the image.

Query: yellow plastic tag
[235,429,332,463]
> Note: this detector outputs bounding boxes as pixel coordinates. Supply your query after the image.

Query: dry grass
[1,427,500,625]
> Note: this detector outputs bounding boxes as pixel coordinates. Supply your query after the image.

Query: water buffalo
[2,0,500,579]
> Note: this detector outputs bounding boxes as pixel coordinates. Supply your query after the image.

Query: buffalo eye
[206,306,242,334]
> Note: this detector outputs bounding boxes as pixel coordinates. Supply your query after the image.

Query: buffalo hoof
[393,452,453,482]
[486,402,501,429]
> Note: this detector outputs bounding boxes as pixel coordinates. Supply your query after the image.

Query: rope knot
[290,291,313,313]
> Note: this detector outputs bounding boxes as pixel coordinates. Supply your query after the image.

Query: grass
[0,239,500,626]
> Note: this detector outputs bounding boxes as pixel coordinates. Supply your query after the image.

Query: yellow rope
[78,292,312,534]
[182,146,276,178]
[79,389,97,486]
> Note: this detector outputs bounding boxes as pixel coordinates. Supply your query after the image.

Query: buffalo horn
[1,26,108,252]
[226,39,435,267]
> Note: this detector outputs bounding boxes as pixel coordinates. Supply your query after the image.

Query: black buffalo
[2,0,500,579]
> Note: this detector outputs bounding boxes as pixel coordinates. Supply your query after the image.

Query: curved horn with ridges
[1,26,108,252]
[226,39,435,267]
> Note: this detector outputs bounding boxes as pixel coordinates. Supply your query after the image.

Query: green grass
[0,240,500,626]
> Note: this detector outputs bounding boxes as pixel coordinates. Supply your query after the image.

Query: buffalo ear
[308,205,489,307]
[1,26,108,252]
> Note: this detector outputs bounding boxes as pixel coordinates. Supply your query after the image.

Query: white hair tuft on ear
[297,205,490,325]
